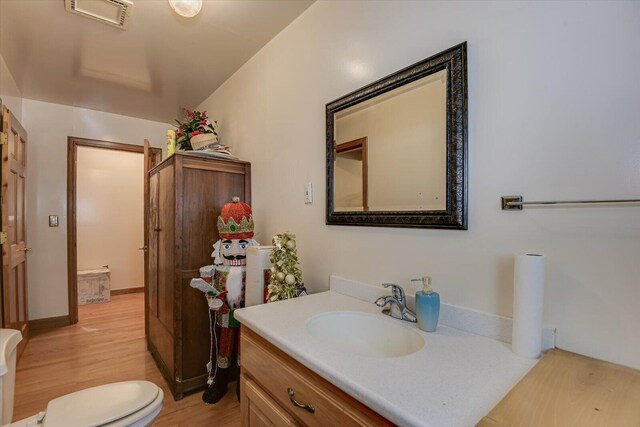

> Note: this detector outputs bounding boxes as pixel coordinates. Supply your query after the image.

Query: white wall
[333,148,368,211]
[0,53,22,121]
[22,99,168,320]
[198,1,640,369]
[77,147,144,291]
[335,149,363,209]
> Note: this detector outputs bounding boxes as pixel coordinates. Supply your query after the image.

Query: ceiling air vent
[64,0,134,30]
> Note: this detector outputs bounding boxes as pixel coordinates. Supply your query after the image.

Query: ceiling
[0,0,314,123]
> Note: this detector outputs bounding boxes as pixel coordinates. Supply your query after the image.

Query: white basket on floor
[78,267,111,305]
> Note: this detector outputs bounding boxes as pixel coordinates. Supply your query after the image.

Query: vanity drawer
[241,326,392,427]
[241,375,299,426]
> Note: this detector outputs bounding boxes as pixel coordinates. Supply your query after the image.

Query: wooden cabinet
[240,326,392,426]
[147,152,251,400]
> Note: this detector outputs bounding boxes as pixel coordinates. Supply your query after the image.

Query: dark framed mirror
[326,42,468,229]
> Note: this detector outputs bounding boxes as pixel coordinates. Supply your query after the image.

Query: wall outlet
[305,182,313,204]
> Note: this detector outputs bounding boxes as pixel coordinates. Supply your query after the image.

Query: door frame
[67,137,161,324]
[335,137,369,211]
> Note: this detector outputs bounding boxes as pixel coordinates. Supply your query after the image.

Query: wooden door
[1,107,29,358]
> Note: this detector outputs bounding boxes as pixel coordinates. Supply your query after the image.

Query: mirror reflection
[333,69,447,212]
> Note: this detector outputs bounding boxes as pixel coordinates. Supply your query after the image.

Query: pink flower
[201,119,207,125]
[190,130,203,137]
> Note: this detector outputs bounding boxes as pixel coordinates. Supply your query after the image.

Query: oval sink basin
[306,311,424,358]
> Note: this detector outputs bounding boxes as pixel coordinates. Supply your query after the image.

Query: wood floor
[13,293,241,426]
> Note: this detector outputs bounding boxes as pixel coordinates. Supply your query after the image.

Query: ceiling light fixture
[168,0,202,18]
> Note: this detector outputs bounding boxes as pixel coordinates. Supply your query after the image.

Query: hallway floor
[13,293,240,426]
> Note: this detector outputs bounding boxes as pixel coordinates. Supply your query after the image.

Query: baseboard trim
[29,315,71,330]
[111,287,144,296]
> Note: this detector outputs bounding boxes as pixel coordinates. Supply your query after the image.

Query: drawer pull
[288,387,315,413]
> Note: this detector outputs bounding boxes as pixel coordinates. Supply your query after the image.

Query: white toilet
[1,329,164,427]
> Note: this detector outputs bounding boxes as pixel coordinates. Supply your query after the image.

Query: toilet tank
[0,329,22,425]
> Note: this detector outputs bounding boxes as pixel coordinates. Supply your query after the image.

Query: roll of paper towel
[245,246,274,307]
[512,254,545,358]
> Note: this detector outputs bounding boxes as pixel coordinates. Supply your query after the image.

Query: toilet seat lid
[43,381,160,427]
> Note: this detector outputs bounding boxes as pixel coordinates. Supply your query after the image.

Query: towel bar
[501,195,640,210]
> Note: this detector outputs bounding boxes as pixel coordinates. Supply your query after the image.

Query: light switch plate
[304,183,313,204]
[49,215,59,227]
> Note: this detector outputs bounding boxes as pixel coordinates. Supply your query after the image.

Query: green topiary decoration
[267,232,302,302]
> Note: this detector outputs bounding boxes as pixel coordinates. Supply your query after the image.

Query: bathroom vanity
[237,280,640,426]
[235,281,536,426]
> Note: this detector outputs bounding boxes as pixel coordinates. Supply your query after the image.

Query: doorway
[67,137,161,324]
[335,137,369,211]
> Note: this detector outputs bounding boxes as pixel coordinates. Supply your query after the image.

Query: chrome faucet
[375,283,417,323]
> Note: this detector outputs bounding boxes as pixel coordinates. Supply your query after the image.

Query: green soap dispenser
[412,276,440,332]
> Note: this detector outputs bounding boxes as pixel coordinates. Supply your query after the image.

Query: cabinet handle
[154,228,162,232]
[287,387,315,413]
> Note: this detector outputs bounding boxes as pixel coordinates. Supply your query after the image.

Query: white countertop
[235,290,536,427]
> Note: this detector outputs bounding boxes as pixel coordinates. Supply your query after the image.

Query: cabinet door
[157,166,175,331]
[180,165,248,383]
[241,375,298,427]
[147,168,175,381]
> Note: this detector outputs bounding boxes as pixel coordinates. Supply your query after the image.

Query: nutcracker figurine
[190,197,258,404]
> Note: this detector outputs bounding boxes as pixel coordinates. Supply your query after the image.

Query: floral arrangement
[174,108,218,151]
[267,232,305,302]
